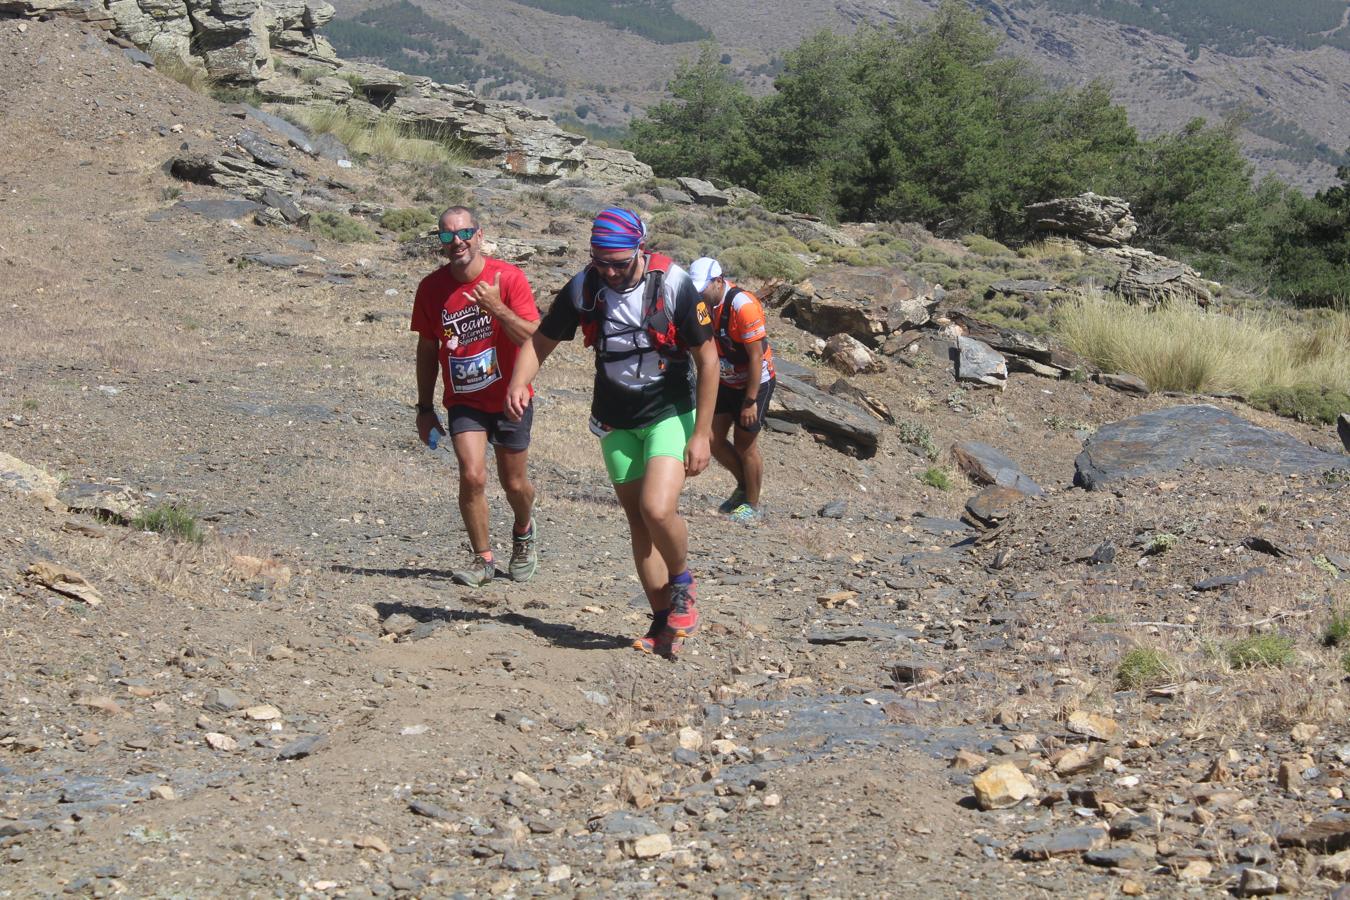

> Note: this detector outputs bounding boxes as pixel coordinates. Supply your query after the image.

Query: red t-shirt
[411,257,539,413]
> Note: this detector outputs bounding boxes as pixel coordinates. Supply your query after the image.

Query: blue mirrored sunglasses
[438,226,478,244]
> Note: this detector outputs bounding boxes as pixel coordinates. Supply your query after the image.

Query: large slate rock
[950,442,1044,496]
[1339,413,1349,453]
[769,373,881,456]
[955,337,1007,389]
[1075,405,1343,490]
[793,267,935,344]
[1025,193,1137,247]
[1102,246,1213,308]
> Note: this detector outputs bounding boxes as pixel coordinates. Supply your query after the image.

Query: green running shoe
[509,519,539,583]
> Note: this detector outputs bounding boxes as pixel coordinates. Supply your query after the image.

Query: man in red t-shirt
[411,206,541,586]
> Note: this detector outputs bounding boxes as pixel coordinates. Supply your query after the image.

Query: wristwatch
[416,403,435,415]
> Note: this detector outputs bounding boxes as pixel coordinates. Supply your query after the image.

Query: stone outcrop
[789,267,937,347]
[1075,405,1344,490]
[7,0,650,187]
[1025,193,1137,247]
[1103,247,1213,309]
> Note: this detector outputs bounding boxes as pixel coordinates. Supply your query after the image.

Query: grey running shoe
[451,553,495,587]
[717,486,747,514]
[508,519,539,583]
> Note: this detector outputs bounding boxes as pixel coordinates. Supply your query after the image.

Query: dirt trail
[3,18,1350,899]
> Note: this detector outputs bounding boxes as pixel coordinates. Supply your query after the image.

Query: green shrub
[718,245,806,283]
[311,211,377,243]
[963,234,1014,257]
[918,466,952,490]
[1116,648,1178,689]
[1247,385,1350,425]
[1324,608,1350,647]
[1227,634,1296,669]
[1145,532,1178,555]
[897,422,939,460]
[380,207,437,241]
[133,504,203,543]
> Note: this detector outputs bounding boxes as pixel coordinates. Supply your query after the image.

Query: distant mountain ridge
[327,0,1350,191]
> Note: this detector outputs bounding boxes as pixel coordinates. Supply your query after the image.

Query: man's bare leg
[733,426,764,507]
[494,445,535,532]
[450,429,491,553]
[614,478,671,614]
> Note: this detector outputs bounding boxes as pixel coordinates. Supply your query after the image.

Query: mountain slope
[327,0,1350,191]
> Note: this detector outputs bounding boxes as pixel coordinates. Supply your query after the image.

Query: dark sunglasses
[589,250,640,271]
[438,226,478,244]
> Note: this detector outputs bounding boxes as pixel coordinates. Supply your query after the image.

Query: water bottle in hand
[428,428,444,451]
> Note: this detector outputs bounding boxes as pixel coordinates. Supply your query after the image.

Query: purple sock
[670,570,692,586]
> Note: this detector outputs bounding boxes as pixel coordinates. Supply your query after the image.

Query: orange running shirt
[712,283,775,388]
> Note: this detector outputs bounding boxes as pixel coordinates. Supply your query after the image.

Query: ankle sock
[670,570,692,587]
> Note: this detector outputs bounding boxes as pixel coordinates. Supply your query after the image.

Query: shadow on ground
[374,600,631,651]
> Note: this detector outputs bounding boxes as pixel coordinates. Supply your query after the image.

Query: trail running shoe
[717,486,746,515]
[665,578,700,638]
[729,503,761,525]
[451,553,495,587]
[508,519,539,583]
[632,609,671,655]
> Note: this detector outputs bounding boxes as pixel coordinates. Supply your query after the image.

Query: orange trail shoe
[632,610,669,654]
[665,578,699,638]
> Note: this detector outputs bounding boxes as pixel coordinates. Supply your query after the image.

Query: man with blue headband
[505,207,718,658]
[412,205,542,588]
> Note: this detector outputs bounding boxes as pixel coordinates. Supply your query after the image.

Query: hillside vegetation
[325,0,563,98]
[512,0,710,44]
[1039,0,1350,54]
[626,2,1350,307]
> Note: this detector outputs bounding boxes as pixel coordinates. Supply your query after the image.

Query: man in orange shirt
[688,257,776,524]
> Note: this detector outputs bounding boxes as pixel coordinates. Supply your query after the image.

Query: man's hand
[470,274,506,318]
[504,384,530,423]
[684,432,710,477]
[417,409,443,446]
[738,397,759,431]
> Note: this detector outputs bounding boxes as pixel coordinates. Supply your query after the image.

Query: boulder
[675,177,730,206]
[0,451,60,496]
[823,334,884,375]
[972,763,1035,809]
[950,442,1043,496]
[1101,246,1213,308]
[796,267,935,344]
[1094,372,1150,396]
[1338,413,1349,453]
[944,310,1081,375]
[1025,193,1137,247]
[1074,404,1344,490]
[963,485,1026,527]
[769,373,881,457]
[955,337,1007,389]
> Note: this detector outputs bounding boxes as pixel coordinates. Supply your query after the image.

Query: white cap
[687,257,722,293]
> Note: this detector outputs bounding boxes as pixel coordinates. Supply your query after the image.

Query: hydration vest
[577,253,685,366]
[714,286,770,366]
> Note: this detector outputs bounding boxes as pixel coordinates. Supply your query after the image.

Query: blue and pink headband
[590,207,646,250]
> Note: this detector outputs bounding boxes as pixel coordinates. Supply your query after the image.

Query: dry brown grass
[1056,287,1350,396]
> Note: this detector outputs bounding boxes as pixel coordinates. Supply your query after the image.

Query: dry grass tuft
[1055,288,1350,397]
[284,104,470,166]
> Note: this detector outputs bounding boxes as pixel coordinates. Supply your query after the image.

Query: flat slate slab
[1074,404,1343,490]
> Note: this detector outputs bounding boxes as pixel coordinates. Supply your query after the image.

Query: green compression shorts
[600,409,695,484]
